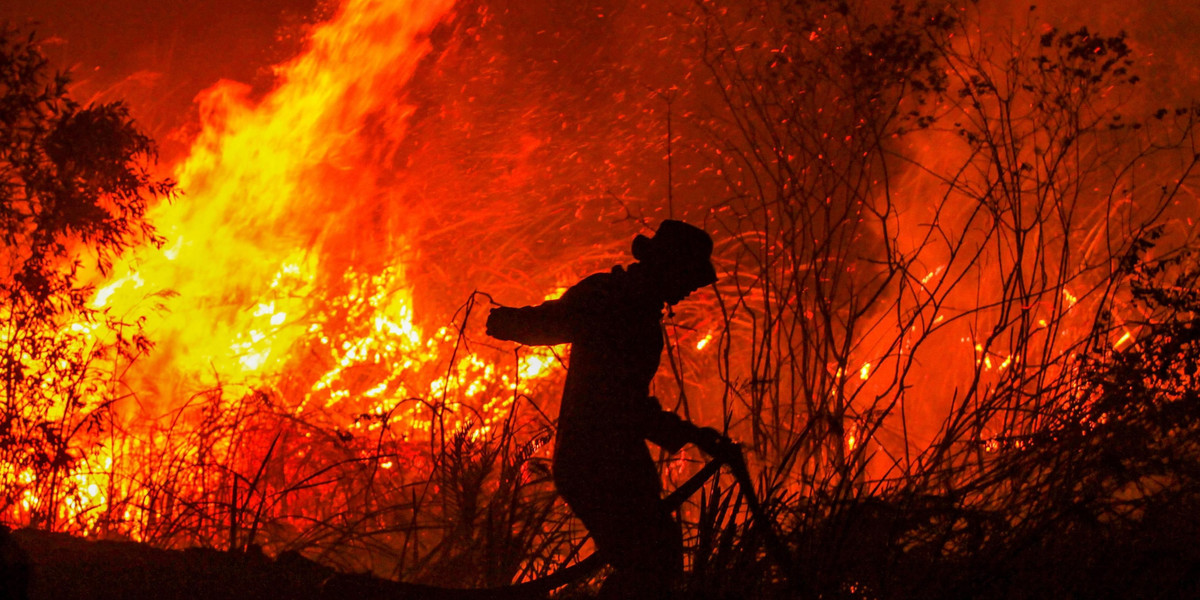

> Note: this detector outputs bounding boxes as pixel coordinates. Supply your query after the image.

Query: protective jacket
[488,263,703,599]
[488,263,699,549]
[487,265,694,461]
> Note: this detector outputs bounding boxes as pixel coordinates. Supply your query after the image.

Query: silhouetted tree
[0,27,172,528]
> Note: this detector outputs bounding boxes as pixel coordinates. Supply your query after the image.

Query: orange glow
[2,0,579,533]
[6,0,1180,566]
[98,0,458,384]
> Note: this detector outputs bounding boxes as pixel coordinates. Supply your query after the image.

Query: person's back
[553,267,662,445]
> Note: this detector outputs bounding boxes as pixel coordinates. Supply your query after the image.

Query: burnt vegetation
[3,1,1200,599]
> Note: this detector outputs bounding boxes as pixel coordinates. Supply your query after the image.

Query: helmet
[631,220,718,289]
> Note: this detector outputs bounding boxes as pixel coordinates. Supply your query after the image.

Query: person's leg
[593,502,682,600]
[556,449,683,599]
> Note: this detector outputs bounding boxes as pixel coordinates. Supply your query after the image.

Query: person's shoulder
[562,266,625,303]
[574,266,625,289]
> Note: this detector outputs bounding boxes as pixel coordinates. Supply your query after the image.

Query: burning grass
[4,0,1200,598]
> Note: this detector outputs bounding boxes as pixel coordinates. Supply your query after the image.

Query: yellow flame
[17,0,565,531]
[91,0,457,387]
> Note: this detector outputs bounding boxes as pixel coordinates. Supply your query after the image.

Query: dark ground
[1,528,522,600]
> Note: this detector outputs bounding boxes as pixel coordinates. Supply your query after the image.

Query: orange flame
[14,0,578,533]
[98,0,457,390]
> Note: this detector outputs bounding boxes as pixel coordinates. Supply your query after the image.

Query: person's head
[631,220,718,305]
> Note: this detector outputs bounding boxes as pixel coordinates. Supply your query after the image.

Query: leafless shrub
[685,0,1200,596]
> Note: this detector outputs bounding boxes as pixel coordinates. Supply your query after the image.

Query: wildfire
[4,0,1186,584]
[103,0,458,386]
[2,0,575,535]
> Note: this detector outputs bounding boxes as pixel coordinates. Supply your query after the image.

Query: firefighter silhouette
[486,220,728,599]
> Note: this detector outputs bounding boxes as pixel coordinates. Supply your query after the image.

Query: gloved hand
[694,426,739,463]
[486,307,518,340]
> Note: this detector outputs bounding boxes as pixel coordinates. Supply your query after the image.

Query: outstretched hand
[486,306,516,340]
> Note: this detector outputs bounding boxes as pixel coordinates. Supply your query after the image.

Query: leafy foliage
[0,27,173,527]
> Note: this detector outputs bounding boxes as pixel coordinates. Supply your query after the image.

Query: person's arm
[636,396,734,458]
[486,299,574,346]
[486,275,605,346]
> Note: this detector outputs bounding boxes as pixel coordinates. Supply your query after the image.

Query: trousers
[555,438,682,599]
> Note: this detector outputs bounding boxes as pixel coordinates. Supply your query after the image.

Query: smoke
[5,0,1200,437]
[0,0,323,158]
[8,0,1198,286]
